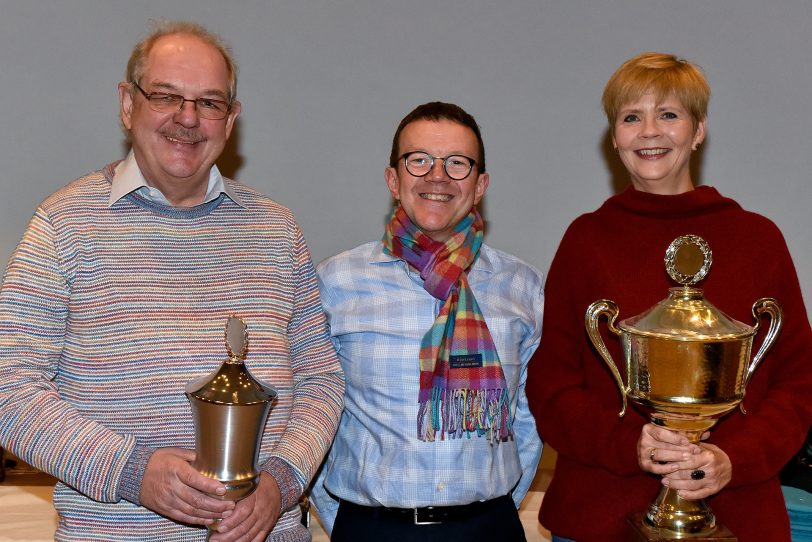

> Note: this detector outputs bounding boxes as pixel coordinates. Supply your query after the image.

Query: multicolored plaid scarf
[383,205,512,443]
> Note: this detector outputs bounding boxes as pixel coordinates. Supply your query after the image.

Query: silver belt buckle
[413,507,442,525]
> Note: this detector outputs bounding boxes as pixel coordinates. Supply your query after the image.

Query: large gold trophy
[186,316,276,532]
[585,235,782,540]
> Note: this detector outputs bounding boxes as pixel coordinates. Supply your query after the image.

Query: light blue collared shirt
[108,151,244,207]
[309,241,544,533]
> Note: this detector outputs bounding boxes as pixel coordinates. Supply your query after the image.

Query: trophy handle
[740,297,783,413]
[585,299,628,417]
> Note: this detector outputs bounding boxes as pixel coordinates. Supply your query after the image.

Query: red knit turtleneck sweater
[527,186,812,542]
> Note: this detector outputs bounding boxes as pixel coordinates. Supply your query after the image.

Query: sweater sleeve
[527,220,645,477]
[706,227,812,488]
[263,223,344,499]
[0,209,136,501]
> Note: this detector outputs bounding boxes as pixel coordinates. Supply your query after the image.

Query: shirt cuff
[118,445,156,505]
[262,456,303,512]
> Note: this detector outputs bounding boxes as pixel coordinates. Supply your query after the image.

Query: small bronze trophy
[186,316,276,532]
[585,235,783,541]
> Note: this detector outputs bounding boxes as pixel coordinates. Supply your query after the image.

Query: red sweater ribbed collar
[602,185,741,219]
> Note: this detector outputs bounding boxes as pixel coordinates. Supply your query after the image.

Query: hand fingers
[162,500,234,526]
[671,486,716,501]
[142,449,234,523]
[177,462,229,497]
[645,424,691,446]
[661,462,725,501]
[661,472,723,501]
[210,474,279,542]
[210,496,260,542]
[648,446,696,464]
[180,487,234,516]
[154,480,235,521]
[210,500,251,539]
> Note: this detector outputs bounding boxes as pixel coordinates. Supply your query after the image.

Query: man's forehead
[149,32,216,57]
[399,119,478,149]
[140,33,230,92]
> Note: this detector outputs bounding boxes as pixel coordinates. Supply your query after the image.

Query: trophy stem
[646,485,716,535]
[645,427,716,535]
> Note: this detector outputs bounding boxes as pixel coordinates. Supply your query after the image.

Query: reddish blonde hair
[602,52,709,129]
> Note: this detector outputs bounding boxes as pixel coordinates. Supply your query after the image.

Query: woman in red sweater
[527,52,812,542]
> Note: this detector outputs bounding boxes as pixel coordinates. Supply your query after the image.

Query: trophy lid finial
[665,235,712,286]
[225,315,248,360]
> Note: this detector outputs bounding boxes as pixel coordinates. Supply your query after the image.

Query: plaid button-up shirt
[310,241,543,533]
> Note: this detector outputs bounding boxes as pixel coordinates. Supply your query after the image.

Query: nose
[640,115,660,138]
[173,99,201,128]
[426,158,450,182]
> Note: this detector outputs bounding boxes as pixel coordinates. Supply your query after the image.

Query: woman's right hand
[637,423,700,475]
[661,442,732,500]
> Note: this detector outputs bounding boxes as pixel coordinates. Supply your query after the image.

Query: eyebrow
[146,81,229,101]
[619,102,684,115]
[404,148,475,157]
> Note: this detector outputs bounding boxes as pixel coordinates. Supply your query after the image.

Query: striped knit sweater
[0,163,344,541]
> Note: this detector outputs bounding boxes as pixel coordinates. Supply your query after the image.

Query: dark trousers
[331,495,527,542]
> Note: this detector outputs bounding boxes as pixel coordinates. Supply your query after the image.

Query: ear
[692,118,707,149]
[118,82,134,130]
[224,100,242,139]
[385,166,400,200]
[473,172,489,205]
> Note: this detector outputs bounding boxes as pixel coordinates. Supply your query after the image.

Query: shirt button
[437,483,445,491]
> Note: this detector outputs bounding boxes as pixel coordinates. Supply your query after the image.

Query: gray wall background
[2,1,811,315]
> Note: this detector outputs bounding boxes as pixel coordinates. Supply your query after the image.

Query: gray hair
[126,20,238,101]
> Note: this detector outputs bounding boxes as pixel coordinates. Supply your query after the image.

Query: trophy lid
[185,316,277,405]
[620,287,755,340]
[619,235,756,341]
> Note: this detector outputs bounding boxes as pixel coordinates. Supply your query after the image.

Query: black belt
[340,494,512,525]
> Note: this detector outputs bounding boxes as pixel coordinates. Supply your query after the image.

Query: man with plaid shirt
[309,102,543,542]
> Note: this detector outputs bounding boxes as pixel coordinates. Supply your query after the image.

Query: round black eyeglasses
[400,151,477,180]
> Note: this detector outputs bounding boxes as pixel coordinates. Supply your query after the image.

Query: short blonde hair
[602,52,709,129]
[126,20,238,102]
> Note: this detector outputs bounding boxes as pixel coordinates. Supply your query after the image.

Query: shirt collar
[108,150,244,207]
[371,239,494,274]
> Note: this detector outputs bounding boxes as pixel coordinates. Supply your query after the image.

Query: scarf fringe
[418,388,512,444]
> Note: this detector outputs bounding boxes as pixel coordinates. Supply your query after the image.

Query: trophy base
[626,513,736,541]
[647,486,717,534]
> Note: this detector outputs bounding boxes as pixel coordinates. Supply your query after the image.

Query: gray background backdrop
[1,1,810,314]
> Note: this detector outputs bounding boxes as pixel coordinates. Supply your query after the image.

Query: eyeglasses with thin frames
[131,81,232,120]
[399,151,477,181]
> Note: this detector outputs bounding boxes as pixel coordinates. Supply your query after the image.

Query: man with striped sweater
[0,21,343,542]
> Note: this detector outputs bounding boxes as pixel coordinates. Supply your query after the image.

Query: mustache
[159,127,205,143]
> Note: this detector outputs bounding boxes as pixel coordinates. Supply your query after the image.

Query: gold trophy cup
[186,316,276,532]
[585,235,782,539]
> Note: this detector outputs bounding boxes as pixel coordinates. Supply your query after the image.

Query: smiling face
[385,119,489,242]
[612,91,706,195]
[118,33,241,205]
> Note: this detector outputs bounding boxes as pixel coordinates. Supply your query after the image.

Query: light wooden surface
[0,449,556,541]
[0,485,551,542]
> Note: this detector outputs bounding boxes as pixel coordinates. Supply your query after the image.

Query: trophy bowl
[585,235,783,536]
